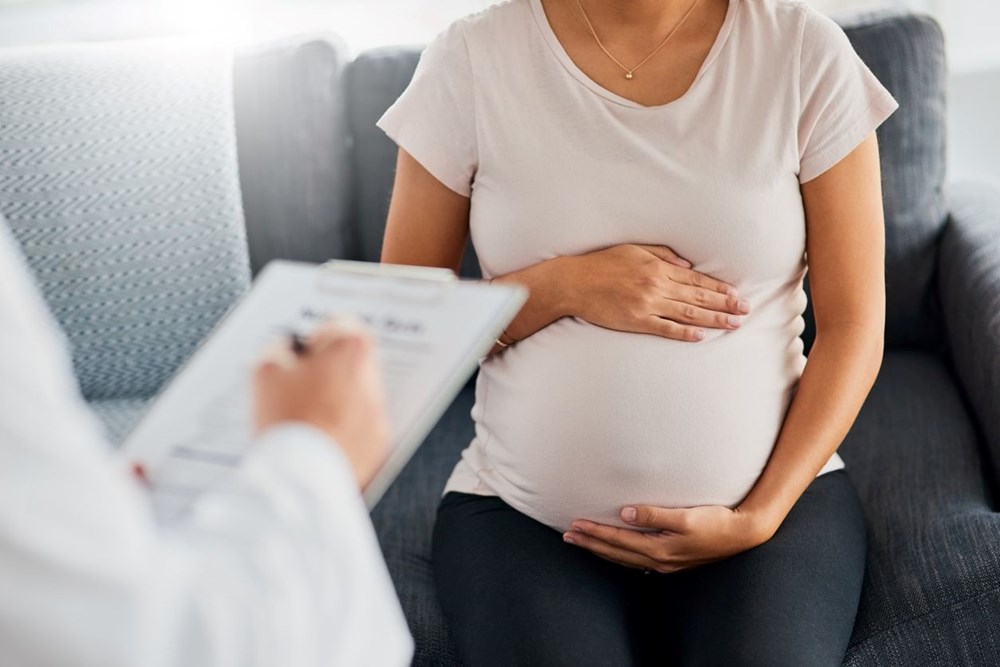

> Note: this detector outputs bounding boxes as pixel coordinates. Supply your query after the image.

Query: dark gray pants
[433,469,867,667]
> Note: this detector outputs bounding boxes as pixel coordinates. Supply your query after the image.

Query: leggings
[432,469,867,667]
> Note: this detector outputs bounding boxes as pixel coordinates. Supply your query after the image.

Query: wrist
[735,503,784,544]
[493,255,578,324]
[533,255,578,319]
[252,423,364,498]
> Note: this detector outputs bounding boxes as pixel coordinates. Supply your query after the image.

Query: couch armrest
[939,180,1000,487]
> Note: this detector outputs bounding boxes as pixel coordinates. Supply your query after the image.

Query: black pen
[289,332,309,356]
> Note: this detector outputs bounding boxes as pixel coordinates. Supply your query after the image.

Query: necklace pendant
[625,71,634,80]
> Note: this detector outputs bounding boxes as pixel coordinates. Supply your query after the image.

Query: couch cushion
[840,351,1000,664]
[344,48,481,278]
[939,181,1000,496]
[234,36,354,274]
[89,397,151,447]
[0,40,250,401]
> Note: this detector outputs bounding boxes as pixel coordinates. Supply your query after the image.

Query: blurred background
[0,0,995,183]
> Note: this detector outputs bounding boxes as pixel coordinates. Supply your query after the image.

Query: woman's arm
[381,149,749,353]
[737,132,886,536]
[381,150,573,354]
[563,134,886,571]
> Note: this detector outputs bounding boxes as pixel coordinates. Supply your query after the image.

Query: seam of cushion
[847,585,1000,654]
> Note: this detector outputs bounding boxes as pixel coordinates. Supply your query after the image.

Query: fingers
[634,244,692,268]
[298,318,375,374]
[638,317,706,342]
[621,505,688,532]
[659,300,744,330]
[258,317,373,382]
[309,315,371,350]
[667,284,750,317]
[569,520,657,554]
[667,266,738,298]
[563,530,664,571]
[633,246,748,316]
[257,340,298,372]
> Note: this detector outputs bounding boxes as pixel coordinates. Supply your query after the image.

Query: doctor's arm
[0,247,412,667]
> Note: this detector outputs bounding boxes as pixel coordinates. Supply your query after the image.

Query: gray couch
[1,9,998,667]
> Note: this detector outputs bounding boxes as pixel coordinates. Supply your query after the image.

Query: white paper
[121,260,525,522]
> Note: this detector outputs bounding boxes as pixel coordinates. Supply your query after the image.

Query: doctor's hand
[254,319,391,489]
[562,504,774,574]
[564,244,751,342]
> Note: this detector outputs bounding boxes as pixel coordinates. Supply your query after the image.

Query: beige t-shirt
[377,0,898,532]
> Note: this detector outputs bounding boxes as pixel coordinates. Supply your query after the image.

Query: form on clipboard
[120,260,527,522]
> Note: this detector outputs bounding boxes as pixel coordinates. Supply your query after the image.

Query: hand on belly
[477,317,796,533]
[554,243,751,343]
[471,243,803,534]
[562,503,775,573]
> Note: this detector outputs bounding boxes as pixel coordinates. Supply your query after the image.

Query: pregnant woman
[379,0,897,664]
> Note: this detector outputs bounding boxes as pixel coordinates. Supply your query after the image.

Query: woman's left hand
[563,505,777,574]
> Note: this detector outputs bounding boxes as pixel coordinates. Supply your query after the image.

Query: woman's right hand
[562,244,751,342]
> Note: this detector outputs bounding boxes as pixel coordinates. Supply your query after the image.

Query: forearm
[1,424,412,667]
[738,325,883,538]
[163,424,412,666]
[485,255,576,355]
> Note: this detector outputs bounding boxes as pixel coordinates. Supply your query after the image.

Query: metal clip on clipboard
[317,260,459,304]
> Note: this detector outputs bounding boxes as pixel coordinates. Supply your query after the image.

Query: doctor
[0,221,414,667]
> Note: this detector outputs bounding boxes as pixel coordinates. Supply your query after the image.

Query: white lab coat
[0,225,414,667]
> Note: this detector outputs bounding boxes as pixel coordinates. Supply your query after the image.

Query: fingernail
[680,259,692,268]
[622,507,637,523]
[727,315,741,327]
[738,300,750,314]
[727,287,739,298]
[563,533,576,544]
[694,329,706,341]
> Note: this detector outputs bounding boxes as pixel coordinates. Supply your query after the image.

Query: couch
[1,8,998,666]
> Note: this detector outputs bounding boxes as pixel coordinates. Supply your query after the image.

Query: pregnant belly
[470,317,806,532]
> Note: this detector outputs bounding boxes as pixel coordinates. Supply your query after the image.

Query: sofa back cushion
[234,36,354,274]
[0,40,250,401]
[346,47,481,277]
[346,11,949,343]
[803,11,948,350]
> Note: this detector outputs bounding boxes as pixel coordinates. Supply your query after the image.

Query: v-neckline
[529,0,740,110]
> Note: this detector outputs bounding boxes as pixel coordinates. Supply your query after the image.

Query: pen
[290,332,309,356]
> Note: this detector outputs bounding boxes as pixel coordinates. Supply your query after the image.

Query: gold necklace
[575,0,703,80]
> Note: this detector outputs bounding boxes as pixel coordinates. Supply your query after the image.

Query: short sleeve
[376,22,478,197]
[797,9,899,184]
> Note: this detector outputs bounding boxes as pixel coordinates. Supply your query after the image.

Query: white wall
[0,0,996,182]
[812,0,1000,183]
[0,0,997,71]
[814,0,1000,72]
[949,68,1000,185]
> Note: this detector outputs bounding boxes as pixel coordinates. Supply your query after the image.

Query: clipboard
[119,259,527,520]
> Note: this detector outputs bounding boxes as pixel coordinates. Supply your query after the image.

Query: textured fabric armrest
[939,180,1000,487]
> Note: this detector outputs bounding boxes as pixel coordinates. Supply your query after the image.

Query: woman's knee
[664,472,866,666]
[432,493,642,667]
[679,630,844,667]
